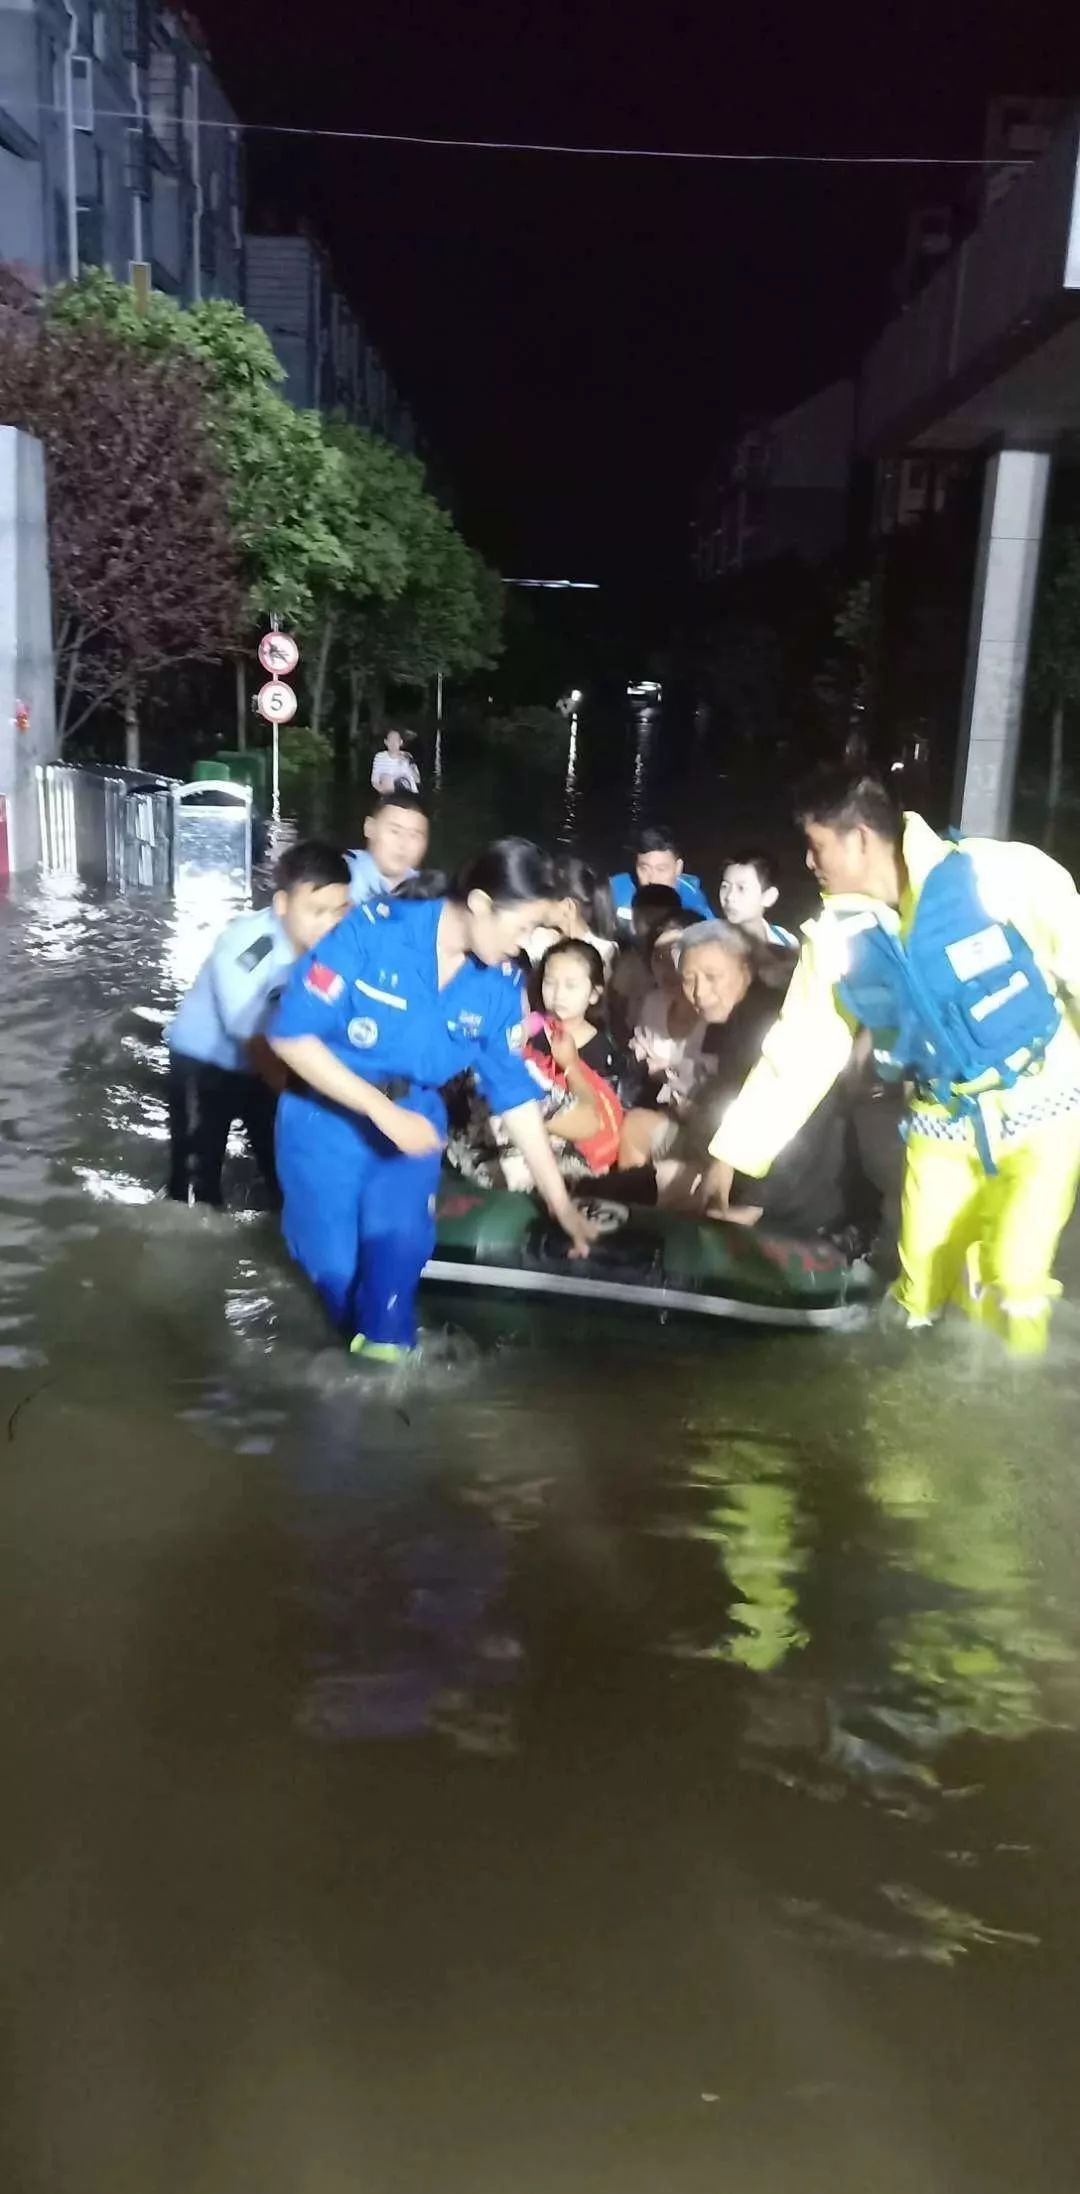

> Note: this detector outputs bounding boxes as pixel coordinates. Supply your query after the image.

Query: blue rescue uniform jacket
[270,896,539,1127]
[609,870,713,927]
[168,907,294,1073]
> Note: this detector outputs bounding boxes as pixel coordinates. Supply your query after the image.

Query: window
[905,460,928,493]
[42,34,60,111]
[76,201,104,268]
[71,55,94,133]
[92,6,108,62]
[54,187,71,278]
[125,123,151,199]
[121,2,150,67]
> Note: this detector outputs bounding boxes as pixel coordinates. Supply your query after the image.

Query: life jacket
[834,846,1061,1169]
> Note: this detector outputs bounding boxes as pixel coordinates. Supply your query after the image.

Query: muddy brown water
[4,762,1080,2192]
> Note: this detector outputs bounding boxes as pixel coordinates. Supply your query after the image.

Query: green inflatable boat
[425,1184,877,1331]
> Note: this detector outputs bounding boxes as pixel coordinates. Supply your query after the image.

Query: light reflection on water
[3,855,1080,2189]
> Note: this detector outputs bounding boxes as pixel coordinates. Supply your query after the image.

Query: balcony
[858,114,1080,454]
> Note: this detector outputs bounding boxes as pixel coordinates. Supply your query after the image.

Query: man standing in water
[166,840,351,1206]
[702,771,1080,1353]
[346,790,430,906]
[371,728,421,796]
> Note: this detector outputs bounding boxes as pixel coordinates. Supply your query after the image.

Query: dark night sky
[196,0,1080,584]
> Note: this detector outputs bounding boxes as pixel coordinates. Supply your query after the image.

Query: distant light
[627,679,662,701]
[503,578,601,590]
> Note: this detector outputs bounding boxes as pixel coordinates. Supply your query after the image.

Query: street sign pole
[256,629,300,823]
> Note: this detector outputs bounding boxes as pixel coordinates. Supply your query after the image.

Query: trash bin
[173,780,253,894]
[194,750,270,807]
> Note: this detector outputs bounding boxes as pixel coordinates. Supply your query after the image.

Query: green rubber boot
[349,1334,415,1365]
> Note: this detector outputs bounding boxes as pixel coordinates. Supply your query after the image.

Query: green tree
[0,304,243,764]
[45,272,503,762]
[1029,526,1080,824]
[48,273,352,633]
[306,423,412,736]
[814,574,882,760]
[337,459,503,738]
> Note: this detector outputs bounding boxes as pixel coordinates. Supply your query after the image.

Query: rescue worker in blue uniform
[269,838,598,1361]
[609,825,713,930]
[166,839,351,1205]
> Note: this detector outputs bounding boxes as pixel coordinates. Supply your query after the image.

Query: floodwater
[4,761,1080,2191]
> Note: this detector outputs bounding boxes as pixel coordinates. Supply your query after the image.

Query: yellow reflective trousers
[895,1114,1080,1353]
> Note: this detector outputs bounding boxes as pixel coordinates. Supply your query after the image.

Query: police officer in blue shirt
[609,825,714,929]
[346,789,430,905]
[167,840,351,1205]
[269,838,598,1362]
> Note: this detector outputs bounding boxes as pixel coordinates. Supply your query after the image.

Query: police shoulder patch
[236,933,275,974]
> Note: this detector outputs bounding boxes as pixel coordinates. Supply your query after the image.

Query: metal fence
[36,764,177,889]
[35,765,257,895]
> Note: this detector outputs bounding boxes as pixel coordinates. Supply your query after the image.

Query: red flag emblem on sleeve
[304,961,344,1003]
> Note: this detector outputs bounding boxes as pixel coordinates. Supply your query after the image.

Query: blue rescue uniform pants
[276,1085,445,1348]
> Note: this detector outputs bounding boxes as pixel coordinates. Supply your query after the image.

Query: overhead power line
[30,102,1025,166]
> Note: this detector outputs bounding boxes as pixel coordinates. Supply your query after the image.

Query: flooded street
[4,845,1080,2192]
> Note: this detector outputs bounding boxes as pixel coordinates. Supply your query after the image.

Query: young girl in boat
[448,938,624,1192]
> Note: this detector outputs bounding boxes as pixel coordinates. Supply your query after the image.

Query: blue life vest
[835,848,1061,1169]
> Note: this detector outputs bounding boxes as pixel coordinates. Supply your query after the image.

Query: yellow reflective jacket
[709,813,1080,1179]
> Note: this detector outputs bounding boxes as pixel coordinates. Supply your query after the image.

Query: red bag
[524,1035,623,1174]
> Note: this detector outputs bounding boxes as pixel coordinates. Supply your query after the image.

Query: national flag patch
[304,961,344,1003]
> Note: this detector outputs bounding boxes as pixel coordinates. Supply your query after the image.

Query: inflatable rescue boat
[425,1184,876,1330]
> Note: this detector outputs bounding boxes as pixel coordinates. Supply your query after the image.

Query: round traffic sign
[258,678,298,725]
[258,631,300,677]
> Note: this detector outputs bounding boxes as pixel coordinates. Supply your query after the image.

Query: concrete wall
[0,426,57,871]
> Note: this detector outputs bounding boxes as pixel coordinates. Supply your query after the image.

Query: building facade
[0,0,242,304]
[245,230,418,449]
[694,380,855,581]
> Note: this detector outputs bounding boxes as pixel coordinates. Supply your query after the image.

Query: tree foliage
[48,272,355,628]
[1030,528,1080,717]
[0,305,243,758]
[7,269,504,765]
[337,452,502,693]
